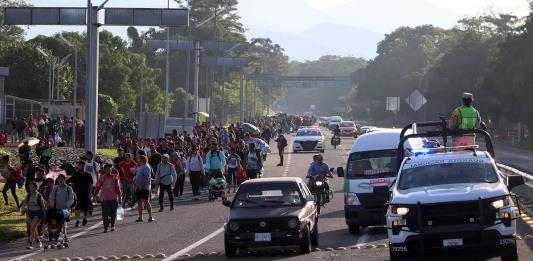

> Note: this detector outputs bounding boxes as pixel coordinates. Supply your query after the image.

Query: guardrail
[498,163,533,201]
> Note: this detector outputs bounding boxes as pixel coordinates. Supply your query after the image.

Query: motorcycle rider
[306,154,331,201]
[331,125,341,146]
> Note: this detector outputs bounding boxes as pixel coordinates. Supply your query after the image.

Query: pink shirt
[96,175,120,201]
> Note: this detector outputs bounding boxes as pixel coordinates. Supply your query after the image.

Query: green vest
[458,106,478,130]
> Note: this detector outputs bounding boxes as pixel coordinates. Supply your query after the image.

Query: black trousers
[190,171,202,196]
[278,148,284,163]
[174,174,185,196]
[158,184,174,209]
[101,199,118,229]
[2,179,19,206]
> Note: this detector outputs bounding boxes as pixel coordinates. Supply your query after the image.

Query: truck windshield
[346,149,398,179]
[398,162,499,190]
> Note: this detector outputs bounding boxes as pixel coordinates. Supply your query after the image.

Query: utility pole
[240,72,244,123]
[253,80,257,118]
[72,47,78,147]
[164,0,170,118]
[85,0,100,153]
[245,78,248,120]
[193,40,200,122]
[221,63,226,124]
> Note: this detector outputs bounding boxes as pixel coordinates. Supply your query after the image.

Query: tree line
[0,0,289,123]
[350,2,533,134]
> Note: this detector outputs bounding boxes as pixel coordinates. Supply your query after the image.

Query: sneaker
[82,218,87,226]
[36,242,42,248]
[26,242,33,249]
[111,226,115,232]
[75,221,80,227]
[148,217,155,222]
[135,218,144,222]
[159,208,164,212]
[170,207,174,211]
[104,229,108,233]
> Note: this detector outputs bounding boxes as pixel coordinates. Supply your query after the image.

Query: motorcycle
[331,135,341,149]
[308,168,334,214]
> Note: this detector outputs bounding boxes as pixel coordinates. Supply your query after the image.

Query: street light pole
[164,0,170,118]
[61,35,78,148]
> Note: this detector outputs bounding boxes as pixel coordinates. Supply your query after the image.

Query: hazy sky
[23,0,531,60]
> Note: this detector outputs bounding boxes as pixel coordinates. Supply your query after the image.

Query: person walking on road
[134,155,154,222]
[172,152,186,198]
[449,92,483,146]
[21,181,46,249]
[68,160,93,227]
[48,174,75,240]
[275,129,288,166]
[155,154,176,212]
[186,147,205,198]
[205,143,225,180]
[1,155,20,209]
[226,148,241,193]
[118,153,136,207]
[93,163,121,232]
[245,143,262,179]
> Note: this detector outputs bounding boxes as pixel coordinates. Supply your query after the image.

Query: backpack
[281,136,288,147]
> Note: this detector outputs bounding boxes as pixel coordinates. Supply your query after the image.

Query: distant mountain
[247,23,383,61]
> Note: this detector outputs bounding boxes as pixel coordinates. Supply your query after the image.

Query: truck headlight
[229,222,239,231]
[344,193,360,205]
[491,197,510,209]
[392,207,410,216]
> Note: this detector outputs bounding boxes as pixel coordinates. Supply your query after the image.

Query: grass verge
[0,187,27,245]
[97,148,118,158]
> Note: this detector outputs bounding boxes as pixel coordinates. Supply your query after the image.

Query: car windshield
[340,122,355,127]
[398,162,499,190]
[296,129,321,136]
[346,149,398,179]
[233,183,303,208]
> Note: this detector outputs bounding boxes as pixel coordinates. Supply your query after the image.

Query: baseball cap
[462,92,474,100]
[162,154,170,159]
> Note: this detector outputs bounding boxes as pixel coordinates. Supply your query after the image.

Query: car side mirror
[222,199,232,207]
[305,194,315,202]
[337,167,345,178]
[507,175,525,191]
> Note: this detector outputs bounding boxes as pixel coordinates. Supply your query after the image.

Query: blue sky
[23,0,531,61]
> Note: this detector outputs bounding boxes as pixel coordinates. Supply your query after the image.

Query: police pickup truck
[387,121,525,261]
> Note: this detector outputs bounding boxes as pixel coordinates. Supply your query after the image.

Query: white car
[292,128,325,153]
[387,139,524,260]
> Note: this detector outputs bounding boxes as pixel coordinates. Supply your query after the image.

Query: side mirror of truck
[337,167,345,178]
[507,175,525,191]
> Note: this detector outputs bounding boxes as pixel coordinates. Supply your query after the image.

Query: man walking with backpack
[275,129,288,166]
[154,154,176,212]
[205,143,225,180]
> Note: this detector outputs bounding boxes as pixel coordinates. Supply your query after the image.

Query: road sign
[405,89,427,112]
[201,57,248,68]
[104,8,189,27]
[202,41,249,52]
[3,7,87,25]
[246,74,275,81]
[386,97,400,114]
[258,81,350,88]
[146,39,193,50]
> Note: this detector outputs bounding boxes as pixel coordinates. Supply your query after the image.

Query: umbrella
[46,168,66,181]
[241,123,261,135]
[247,138,271,154]
[18,137,40,147]
[191,112,210,117]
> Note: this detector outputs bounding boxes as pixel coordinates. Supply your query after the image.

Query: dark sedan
[222,177,319,257]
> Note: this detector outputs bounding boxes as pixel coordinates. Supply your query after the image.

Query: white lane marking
[163,227,224,261]
[355,232,370,247]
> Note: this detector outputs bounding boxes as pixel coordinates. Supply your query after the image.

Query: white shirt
[84,160,100,186]
[187,155,204,172]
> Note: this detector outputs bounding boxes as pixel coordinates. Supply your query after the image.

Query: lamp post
[36,47,52,104]
[60,35,78,148]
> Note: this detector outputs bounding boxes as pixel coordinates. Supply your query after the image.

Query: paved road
[1,130,533,261]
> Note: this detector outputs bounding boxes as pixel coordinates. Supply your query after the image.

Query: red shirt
[118,161,136,181]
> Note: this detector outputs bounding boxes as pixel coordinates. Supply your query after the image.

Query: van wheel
[299,225,312,254]
[501,242,518,261]
[348,224,360,234]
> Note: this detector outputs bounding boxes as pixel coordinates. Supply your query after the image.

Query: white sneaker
[36,242,42,248]
[26,242,33,249]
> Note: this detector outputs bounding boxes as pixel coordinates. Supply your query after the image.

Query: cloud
[428,0,530,17]
[302,0,358,10]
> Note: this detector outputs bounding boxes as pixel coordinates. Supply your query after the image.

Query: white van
[337,129,423,234]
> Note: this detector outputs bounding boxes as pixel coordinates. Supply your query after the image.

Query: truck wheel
[224,233,237,257]
[311,222,319,247]
[501,242,518,261]
[348,224,360,234]
[299,225,312,254]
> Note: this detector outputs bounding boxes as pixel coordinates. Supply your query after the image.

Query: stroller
[44,208,70,249]
[208,177,227,201]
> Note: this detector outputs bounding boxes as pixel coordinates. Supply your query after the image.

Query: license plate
[443,238,463,247]
[255,233,271,242]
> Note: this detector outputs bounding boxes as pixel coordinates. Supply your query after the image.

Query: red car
[339,121,358,137]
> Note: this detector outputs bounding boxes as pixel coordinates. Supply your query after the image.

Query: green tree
[98,93,119,118]
[0,0,30,42]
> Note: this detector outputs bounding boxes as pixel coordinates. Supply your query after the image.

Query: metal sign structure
[405,89,427,112]
[386,96,400,114]
[201,57,248,68]
[2,4,190,153]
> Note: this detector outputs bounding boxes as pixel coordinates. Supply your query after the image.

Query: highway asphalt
[1,130,533,261]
